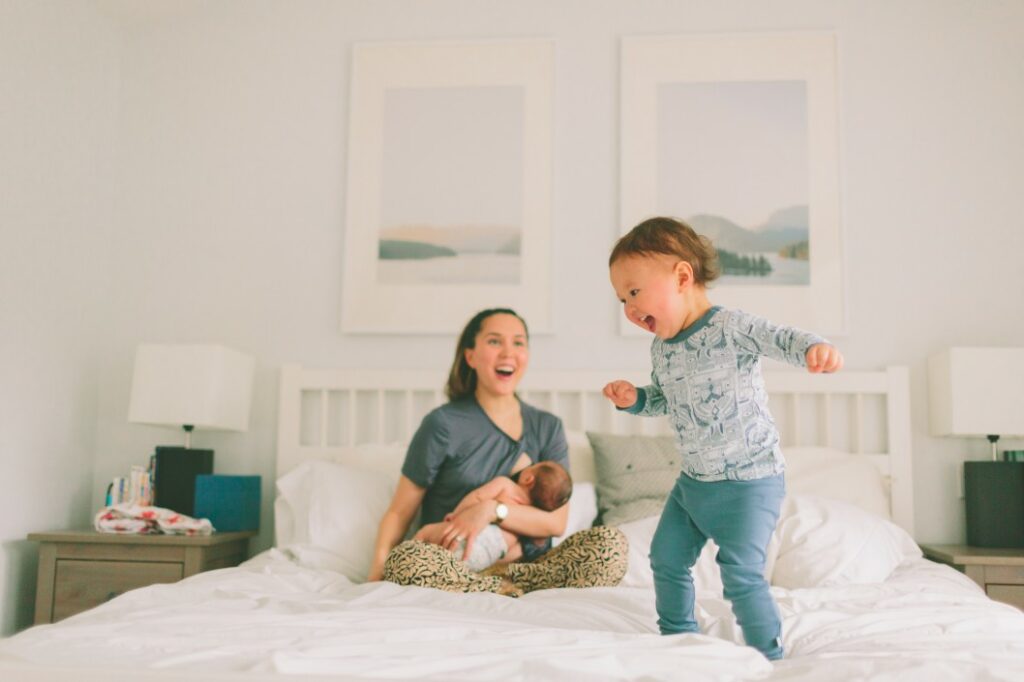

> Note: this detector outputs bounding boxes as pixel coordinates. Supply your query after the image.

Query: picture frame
[620,32,845,337]
[341,40,554,334]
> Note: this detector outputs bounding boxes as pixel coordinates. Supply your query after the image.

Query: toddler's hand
[603,380,638,409]
[806,344,844,374]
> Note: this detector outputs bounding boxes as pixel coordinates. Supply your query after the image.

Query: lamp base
[153,446,214,517]
[964,462,1024,548]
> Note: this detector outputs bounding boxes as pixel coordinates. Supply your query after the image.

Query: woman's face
[464,313,529,398]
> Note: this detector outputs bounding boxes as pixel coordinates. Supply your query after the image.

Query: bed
[2,364,1024,681]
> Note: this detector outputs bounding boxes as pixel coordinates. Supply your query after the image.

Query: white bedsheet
[2,550,1023,681]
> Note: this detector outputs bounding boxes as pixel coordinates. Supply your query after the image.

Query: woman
[367,308,627,595]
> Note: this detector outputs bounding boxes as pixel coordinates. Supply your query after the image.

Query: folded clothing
[94,503,214,535]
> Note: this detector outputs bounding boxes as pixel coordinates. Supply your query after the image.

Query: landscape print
[378,224,520,284]
[657,80,810,285]
[377,84,524,285]
[687,206,808,285]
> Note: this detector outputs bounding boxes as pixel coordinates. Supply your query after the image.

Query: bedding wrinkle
[2,550,1024,680]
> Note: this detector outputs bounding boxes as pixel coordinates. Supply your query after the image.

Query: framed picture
[620,32,844,336]
[341,40,554,334]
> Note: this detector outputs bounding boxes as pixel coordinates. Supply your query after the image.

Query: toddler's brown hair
[609,217,721,285]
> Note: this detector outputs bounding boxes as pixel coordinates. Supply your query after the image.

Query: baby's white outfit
[454,524,507,571]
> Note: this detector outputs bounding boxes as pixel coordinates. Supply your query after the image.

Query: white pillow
[552,482,598,546]
[278,459,397,581]
[784,447,891,520]
[617,514,728,595]
[771,494,921,589]
[275,461,315,548]
[275,443,407,549]
[275,443,406,579]
[565,429,597,484]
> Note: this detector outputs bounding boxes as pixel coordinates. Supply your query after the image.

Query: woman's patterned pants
[382,526,628,596]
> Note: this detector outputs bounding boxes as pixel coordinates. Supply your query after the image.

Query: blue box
[193,475,261,532]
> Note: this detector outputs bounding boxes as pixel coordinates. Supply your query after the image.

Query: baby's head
[608,217,720,338]
[519,461,572,512]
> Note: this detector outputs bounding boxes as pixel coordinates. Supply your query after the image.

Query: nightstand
[29,530,256,624]
[920,543,1024,609]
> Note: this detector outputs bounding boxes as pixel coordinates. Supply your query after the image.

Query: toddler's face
[610,254,687,339]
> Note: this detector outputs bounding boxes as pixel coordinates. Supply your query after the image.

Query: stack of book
[106,459,154,506]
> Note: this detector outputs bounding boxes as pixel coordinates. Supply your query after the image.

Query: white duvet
[2,549,1023,682]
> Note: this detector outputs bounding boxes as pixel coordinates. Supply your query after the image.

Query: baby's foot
[496,578,523,598]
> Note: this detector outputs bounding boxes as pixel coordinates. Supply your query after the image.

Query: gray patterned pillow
[585,431,679,526]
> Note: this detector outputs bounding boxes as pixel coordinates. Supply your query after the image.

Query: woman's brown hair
[445,308,529,401]
[609,216,721,285]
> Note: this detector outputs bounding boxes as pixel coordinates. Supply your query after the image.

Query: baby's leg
[498,529,523,562]
[458,525,509,571]
[650,482,707,635]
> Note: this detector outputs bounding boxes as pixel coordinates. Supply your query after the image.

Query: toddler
[602,217,843,661]
[416,460,572,571]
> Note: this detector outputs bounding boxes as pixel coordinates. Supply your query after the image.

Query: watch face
[496,503,509,521]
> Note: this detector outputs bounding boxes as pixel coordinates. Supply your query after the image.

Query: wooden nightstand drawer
[987,585,1024,608]
[920,544,1024,611]
[985,565,1024,584]
[30,530,255,624]
[53,560,183,621]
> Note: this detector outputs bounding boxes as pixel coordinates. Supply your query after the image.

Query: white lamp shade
[128,344,255,432]
[928,347,1024,437]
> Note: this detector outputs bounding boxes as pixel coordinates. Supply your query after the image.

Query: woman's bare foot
[497,578,523,597]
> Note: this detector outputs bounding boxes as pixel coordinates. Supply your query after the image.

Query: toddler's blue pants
[650,472,785,660]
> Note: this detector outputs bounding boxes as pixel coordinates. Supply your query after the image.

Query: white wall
[0,1,119,635]
[3,0,1023,633]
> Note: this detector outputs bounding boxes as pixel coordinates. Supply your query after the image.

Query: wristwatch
[494,502,509,523]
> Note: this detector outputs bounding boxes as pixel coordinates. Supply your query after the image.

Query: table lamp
[928,347,1024,547]
[128,344,255,515]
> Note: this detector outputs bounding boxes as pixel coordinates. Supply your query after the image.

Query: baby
[415,460,572,571]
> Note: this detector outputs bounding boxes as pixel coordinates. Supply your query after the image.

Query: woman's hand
[439,500,496,560]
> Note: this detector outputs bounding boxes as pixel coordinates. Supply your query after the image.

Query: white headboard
[276,365,914,534]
